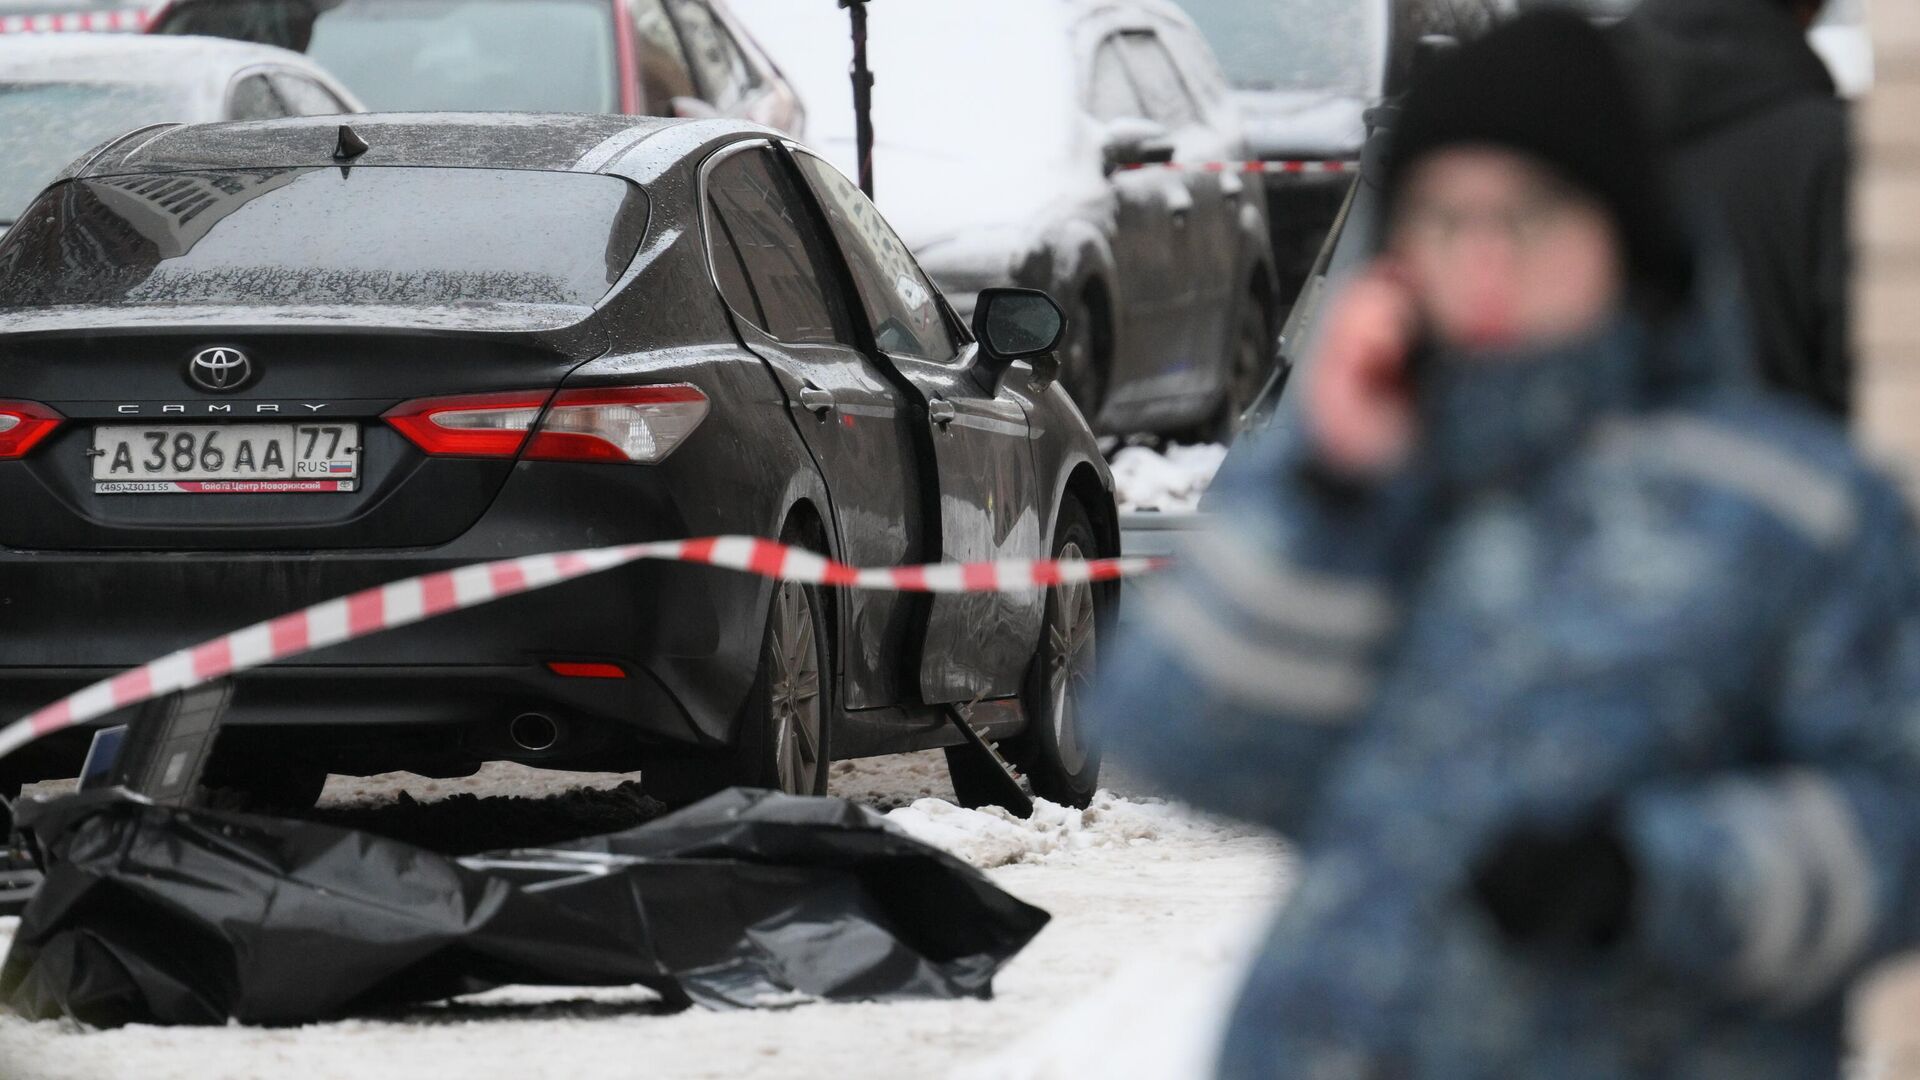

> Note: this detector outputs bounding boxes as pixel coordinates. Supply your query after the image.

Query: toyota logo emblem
[187,347,253,393]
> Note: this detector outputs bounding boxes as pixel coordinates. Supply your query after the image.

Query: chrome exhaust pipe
[509,712,561,753]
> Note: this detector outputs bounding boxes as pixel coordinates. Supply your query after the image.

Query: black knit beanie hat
[1384,11,1692,307]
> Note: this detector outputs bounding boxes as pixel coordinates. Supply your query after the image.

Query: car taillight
[385,385,708,464]
[525,385,709,464]
[0,400,63,459]
[383,390,552,458]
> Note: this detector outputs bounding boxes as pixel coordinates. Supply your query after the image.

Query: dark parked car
[1171,0,1506,314]
[1120,101,1383,588]
[0,33,360,227]
[0,113,1119,809]
[148,0,806,134]
[732,0,1279,440]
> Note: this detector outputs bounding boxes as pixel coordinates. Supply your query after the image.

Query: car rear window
[1172,0,1386,97]
[0,167,648,309]
[157,0,618,113]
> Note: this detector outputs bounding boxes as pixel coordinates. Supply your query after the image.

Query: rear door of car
[1084,31,1189,412]
[790,148,1048,706]
[1112,28,1238,388]
[699,139,928,709]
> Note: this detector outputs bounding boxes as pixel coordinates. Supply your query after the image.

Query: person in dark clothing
[1096,12,1920,1078]
[1615,0,1854,419]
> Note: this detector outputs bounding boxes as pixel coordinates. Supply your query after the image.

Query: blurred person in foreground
[1097,12,1920,1079]
[1615,0,1854,419]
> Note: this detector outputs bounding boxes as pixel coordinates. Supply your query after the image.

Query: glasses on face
[1395,188,1589,254]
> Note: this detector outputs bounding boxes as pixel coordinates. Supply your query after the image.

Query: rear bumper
[0,662,693,779]
[0,461,778,778]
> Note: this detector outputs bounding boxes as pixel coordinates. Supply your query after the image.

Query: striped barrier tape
[0,8,150,32]
[0,536,1167,763]
[1116,160,1357,176]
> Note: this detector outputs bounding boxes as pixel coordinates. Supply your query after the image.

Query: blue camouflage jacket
[1098,304,1920,1079]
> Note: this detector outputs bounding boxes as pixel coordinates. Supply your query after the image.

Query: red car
[148,0,805,133]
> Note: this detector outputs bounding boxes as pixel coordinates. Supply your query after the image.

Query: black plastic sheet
[0,788,1049,1027]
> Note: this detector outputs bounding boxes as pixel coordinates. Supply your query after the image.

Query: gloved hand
[1470,820,1636,950]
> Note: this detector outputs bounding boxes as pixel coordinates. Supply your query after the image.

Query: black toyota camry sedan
[0,114,1119,809]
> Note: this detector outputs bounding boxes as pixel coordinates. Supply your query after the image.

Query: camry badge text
[187,347,254,393]
[113,403,332,414]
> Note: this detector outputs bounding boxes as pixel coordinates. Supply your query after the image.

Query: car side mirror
[973,288,1065,389]
[1101,118,1176,176]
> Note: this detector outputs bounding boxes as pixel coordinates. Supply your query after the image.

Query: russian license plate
[92,423,361,495]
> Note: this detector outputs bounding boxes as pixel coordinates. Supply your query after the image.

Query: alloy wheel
[768,580,824,795]
[1045,541,1099,776]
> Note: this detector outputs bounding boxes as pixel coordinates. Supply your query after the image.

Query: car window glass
[1117,32,1198,129]
[793,152,957,363]
[1155,21,1229,107]
[268,73,347,115]
[1089,38,1147,121]
[706,200,764,328]
[227,74,289,120]
[168,0,621,114]
[632,0,698,115]
[1175,0,1385,97]
[705,146,846,345]
[667,0,755,110]
[0,168,649,308]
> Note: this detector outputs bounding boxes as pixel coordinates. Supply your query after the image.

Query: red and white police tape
[0,8,150,32]
[0,536,1167,763]
[1115,160,1356,176]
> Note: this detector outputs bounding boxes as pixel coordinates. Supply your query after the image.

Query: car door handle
[928,398,958,427]
[798,385,836,415]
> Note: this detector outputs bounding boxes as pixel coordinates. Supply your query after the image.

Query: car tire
[1210,291,1274,443]
[733,520,834,797]
[1000,497,1111,808]
[1058,288,1109,425]
[644,519,835,805]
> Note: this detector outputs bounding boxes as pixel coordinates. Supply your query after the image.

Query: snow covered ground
[1109,442,1229,513]
[0,753,1291,1080]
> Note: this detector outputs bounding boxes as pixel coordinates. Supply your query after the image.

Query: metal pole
[838,0,875,198]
